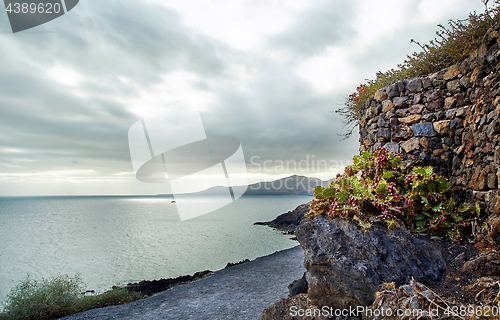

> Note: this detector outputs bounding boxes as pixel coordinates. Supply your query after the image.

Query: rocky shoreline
[58,199,500,319]
[125,270,212,297]
[124,259,251,297]
[254,202,310,233]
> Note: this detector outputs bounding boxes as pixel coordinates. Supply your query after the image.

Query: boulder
[422,113,437,122]
[412,123,437,137]
[387,83,400,98]
[296,216,446,309]
[427,98,444,110]
[425,90,442,102]
[381,100,394,113]
[446,108,456,119]
[288,272,308,297]
[399,114,421,124]
[392,126,412,141]
[377,118,388,128]
[433,120,451,135]
[469,167,487,191]
[401,137,420,153]
[433,149,445,157]
[487,215,500,246]
[447,79,461,94]
[413,94,424,104]
[406,79,423,92]
[488,173,497,189]
[487,120,500,139]
[374,90,387,102]
[393,97,409,108]
[450,118,463,129]
[490,192,500,215]
[460,76,473,88]
[420,136,429,148]
[408,104,424,114]
[427,137,442,149]
[261,294,341,320]
[456,107,466,117]
[422,77,433,89]
[471,66,486,82]
[395,108,409,117]
[444,97,457,109]
[487,43,500,66]
[419,153,441,165]
[377,128,391,139]
[462,251,500,276]
[443,64,460,80]
[383,142,401,154]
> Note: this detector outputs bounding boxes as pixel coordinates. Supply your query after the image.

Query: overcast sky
[0,0,486,195]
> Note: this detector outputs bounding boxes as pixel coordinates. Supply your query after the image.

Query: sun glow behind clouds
[47,65,84,86]
[353,0,410,46]
[125,71,218,117]
[145,0,313,51]
[297,47,353,92]
[417,0,481,23]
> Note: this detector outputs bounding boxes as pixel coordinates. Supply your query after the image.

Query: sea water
[0,195,311,302]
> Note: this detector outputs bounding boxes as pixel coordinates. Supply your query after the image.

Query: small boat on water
[171,200,176,203]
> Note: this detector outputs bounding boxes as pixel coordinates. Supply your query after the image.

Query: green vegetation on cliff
[308,148,480,242]
[338,0,500,137]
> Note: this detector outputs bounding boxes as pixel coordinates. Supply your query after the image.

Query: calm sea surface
[0,195,311,302]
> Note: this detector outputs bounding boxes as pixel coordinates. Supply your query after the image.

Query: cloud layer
[0,0,485,194]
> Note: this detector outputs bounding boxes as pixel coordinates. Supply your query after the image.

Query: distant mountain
[191,175,332,196]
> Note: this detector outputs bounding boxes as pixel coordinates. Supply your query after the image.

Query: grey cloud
[3,0,230,85]
[0,0,239,180]
[199,58,358,166]
[269,0,357,57]
[0,0,380,195]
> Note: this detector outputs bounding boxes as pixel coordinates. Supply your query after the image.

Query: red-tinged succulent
[307,148,480,242]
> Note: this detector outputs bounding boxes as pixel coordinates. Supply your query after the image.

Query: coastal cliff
[262,16,500,320]
[358,24,500,216]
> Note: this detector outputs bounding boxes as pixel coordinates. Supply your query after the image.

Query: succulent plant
[308,148,480,242]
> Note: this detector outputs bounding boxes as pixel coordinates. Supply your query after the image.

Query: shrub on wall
[308,148,480,242]
[337,0,500,138]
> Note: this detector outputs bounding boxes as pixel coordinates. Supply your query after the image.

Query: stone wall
[358,25,500,215]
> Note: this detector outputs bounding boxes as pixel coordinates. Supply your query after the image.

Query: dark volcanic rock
[288,272,308,297]
[462,251,500,276]
[126,270,212,296]
[295,215,446,309]
[254,202,310,232]
[411,122,437,137]
[262,294,345,320]
[487,216,500,246]
[225,259,250,268]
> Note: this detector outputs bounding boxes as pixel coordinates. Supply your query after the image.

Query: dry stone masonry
[359,26,500,216]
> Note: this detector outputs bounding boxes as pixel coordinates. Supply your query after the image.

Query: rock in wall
[358,25,500,216]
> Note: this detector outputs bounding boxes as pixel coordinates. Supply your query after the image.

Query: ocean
[0,195,311,303]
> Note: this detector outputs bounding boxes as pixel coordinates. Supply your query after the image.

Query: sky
[0,0,486,195]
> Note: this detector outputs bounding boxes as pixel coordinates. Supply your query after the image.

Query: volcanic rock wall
[358,26,500,215]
